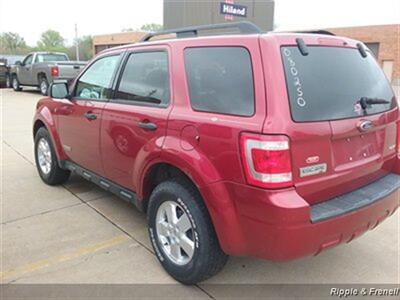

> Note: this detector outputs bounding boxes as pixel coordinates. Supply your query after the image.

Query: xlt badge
[300,163,327,177]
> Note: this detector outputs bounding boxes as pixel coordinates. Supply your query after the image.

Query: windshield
[281,46,396,122]
[37,54,68,62]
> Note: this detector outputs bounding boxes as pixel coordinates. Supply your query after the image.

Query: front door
[18,54,33,85]
[101,48,172,191]
[57,53,122,174]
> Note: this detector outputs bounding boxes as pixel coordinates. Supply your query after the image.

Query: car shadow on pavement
[63,175,399,285]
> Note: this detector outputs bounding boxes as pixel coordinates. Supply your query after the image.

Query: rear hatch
[279,41,398,204]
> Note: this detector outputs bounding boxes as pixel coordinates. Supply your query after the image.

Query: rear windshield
[281,46,396,122]
[37,54,68,62]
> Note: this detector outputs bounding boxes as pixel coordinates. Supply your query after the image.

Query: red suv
[33,22,400,284]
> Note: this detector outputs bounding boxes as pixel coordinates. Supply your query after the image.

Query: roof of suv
[101,31,361,56]
[99,21,362,56]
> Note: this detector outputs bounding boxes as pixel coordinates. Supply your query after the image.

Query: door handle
[138,121,157,131]
[84,112,97,121]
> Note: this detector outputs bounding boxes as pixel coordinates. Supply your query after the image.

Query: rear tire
[147,178,228,284]
[39,76,49,96]
[12,75,22,91]
[34,127,70,185]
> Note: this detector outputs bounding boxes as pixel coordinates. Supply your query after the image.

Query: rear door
[165,37,266,185]
[279,43,398,204]
[101,46,172,191]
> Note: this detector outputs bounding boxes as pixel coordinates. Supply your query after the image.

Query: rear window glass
[37,54,68,62]
[184,47,254,116]
[116,51,169,106]
[281,46,396,122]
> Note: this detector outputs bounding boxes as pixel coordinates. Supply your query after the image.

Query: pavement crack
[61,183,155,256]
[85,200,155,255]
[2,140,35,166]
[1,202,84,225]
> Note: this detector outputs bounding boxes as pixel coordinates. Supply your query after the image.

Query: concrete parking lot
[1,88,399,292]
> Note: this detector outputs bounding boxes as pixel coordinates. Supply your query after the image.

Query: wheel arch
[139,158,245,256]
[140,162,198,213]
[138,145,222,202]
[33,119,46,138]
[37,72,47,84]
[33,108,67,162]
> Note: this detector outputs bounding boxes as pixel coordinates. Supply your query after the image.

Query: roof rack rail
[139,21,263,42]
[295,30,335,36]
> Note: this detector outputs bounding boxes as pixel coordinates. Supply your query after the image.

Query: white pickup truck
[10,52,87,95]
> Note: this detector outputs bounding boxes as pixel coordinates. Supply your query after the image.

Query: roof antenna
[357,43,367,58]
[296,38,309,56]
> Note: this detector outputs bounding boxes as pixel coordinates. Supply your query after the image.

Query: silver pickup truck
[10,52,86,95]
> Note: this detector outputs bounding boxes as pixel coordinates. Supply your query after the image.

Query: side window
[23,55,33,65]
[184,47,254,116]
[75,55,120,100]
[115,51,169,106]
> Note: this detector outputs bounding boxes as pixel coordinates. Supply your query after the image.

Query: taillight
[51,66,59,77]
[240,133,293,189]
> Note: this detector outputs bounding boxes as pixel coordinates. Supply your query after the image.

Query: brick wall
[327,24,400,85]
[92,32,146,54]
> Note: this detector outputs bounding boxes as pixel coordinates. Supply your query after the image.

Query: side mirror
[15,61,22,66]
[50,82,70,99]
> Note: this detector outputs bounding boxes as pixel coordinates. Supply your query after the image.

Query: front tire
[12,75,22,91]
[5,74,11,88]
[39,77,49,96]
[147,179,228,284]
[34,127,70,185]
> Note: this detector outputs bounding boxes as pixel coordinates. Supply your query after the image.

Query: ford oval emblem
[358,120,374,132]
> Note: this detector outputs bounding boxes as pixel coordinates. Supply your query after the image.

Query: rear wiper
[359,97,390,110]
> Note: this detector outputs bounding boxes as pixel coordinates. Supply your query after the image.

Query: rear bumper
[200,173,400,261]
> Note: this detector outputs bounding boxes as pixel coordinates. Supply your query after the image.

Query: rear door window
[281,46,396,122]
[184,47,254,116]
[115,51,169,106]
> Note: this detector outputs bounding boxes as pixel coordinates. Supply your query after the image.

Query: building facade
[92,2,398,90]
[328,24,399,86]
[164,0,274,31]
[92,31,146,55]
[92,0,275,55]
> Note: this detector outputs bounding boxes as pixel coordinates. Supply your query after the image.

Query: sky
[0,0,399,46]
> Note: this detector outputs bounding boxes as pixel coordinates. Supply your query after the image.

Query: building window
[365,42,380,58]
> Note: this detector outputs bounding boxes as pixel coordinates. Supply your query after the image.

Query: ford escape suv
[33,22,400,284]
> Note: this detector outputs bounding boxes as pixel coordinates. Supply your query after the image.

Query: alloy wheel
[12,77,18,90]
[40,80,48,95]
[37,138,52,174]
[156,200,195,265]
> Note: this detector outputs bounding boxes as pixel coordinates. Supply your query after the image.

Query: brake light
[51,66,59,77]
[240,133,293,189]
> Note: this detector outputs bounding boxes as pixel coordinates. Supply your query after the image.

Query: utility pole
[75,23,80,61]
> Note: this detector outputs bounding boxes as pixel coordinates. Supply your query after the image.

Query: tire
[12,75,22,91]
[5,74,11,88]
[34,127,70,185]
[39,76,49,96]
[147,178,228,284]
